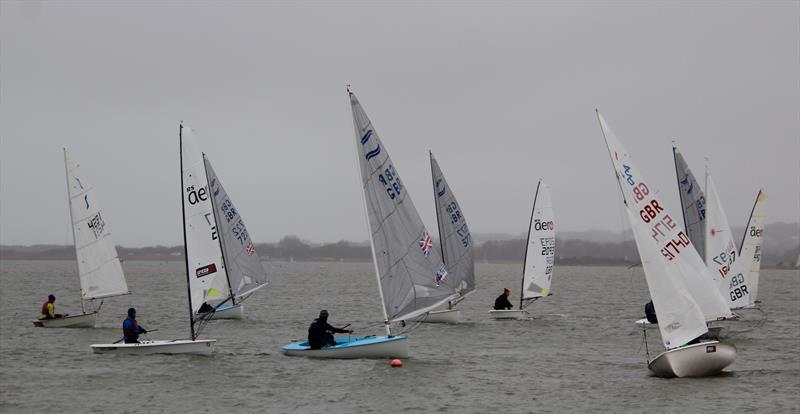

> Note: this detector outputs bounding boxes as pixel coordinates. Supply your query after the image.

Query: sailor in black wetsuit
[307,310,353,349]
[644,300,658,324]
[494,288,513,310]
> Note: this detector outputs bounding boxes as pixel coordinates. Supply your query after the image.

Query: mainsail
[64,148,129,301]
[204,156,268,300]
[521,180,555,306]
[736,190,767,305]
[350,91,459,323]
[704,174,750,309]
[430,152,475,298]
[597,112,731,348]
[180,126,231,314]
[673,147,707,260]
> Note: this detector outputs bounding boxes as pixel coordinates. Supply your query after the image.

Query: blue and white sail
[673,147,707,260]
[350,91,459,324]
[204,156,268,300]
[430,152,475,300]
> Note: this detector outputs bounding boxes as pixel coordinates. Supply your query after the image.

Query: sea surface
[0,260,798,413]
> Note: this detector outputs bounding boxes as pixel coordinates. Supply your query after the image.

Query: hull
[91,339,216,355]
[636,318,723,337]
[32,312,97,328]
[488,309,528,320]
[420,309,461,324]
[648,341,736,378]
[196,303,244,320]
[635,318,656,329]
[282,335,408,359]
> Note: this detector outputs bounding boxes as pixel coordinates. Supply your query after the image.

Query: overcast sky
[1,1,798,247]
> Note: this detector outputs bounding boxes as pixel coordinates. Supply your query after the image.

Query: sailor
[494,288,513,310]
[307,310,352,350]
[38,294,65,320]
[644,300,658,324]
[122,308,148,344]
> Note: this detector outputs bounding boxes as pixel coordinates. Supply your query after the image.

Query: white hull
[32,312,97,328]
[196,303,244,320]
[420,309,461,324]
[635,318,656,328]
[636,318,723,338]
[489,309,529,320]
[283,336,408,359]
[91,339,216,355]
[648,341,736,378]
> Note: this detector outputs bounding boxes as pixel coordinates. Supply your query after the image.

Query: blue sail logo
[361,129,381,160]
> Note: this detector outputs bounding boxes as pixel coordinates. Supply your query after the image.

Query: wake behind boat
[598,111,735,378]
[34,149,131,329]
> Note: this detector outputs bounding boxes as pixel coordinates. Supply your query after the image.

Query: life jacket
[123,317,139,338]
[40,301,53,319]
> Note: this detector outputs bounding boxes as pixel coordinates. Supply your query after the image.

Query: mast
[349,87,392,336]
[63,148,85,315]
[672,145,690,236]
[520,180,541,309]
[739,190,762,254]
[179,123,196,340]
[202,153,237,306]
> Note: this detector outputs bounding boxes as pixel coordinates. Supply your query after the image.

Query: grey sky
[1,1,798,247]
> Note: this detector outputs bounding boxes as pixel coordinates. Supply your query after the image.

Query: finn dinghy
[34,149,131,328]
[282,89,461,358]
[490,180,555,320]
[599,111,735,377]
[179,126,267,320]
[419,152,476,324]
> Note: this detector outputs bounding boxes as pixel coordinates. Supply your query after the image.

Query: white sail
[704,174,750,308]
[673,147,707,260]
[597,111,730,342]
[350,91,459,323]
[521,180,555,303]
[204,156,268,299]
[430,152,475,298]
[736,190,767,305]
[180,126,231,314]
[64,148,129,301]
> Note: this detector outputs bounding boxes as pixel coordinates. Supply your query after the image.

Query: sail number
[712,248,736,278]
[728,273,749,301]
[446,202,462,224]
[456,223,471,247]
[87,212,105,239]
[378,164,403,200]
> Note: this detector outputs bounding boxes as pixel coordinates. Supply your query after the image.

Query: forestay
[704,174,749,309]
[597,112,731,347]
[350,92,459,322]
[736,190,767,305]
[180,127,231,314]
[521,180,555,304]
[673,147,707,260]
[430,152,475,298]
[204,157,268,300]
[64,148,129,300]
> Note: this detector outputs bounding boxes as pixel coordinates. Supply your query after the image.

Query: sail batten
[64,148,129,301]
[350,92,458,322]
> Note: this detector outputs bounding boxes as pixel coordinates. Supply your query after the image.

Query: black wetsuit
[494,294,513,310]
[645,300,658,324]
[307,317,349,349]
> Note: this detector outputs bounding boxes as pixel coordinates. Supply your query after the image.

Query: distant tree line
[3,234,798,267]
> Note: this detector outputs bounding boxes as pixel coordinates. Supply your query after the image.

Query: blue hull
[282,335,409,359]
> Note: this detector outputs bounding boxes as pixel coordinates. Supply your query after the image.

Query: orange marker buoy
[390,359,402,367]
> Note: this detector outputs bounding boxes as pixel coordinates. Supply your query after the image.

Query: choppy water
[0,260,798,413]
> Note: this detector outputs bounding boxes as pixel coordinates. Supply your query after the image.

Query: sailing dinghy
[34,149,131,328]
[282,89,460,358]
[598,111,735,377]
[490,180,555,320]
[419,152,476,323]
[92,124,267,355]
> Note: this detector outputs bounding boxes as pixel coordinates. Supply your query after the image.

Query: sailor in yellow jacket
[38,294,65,320]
